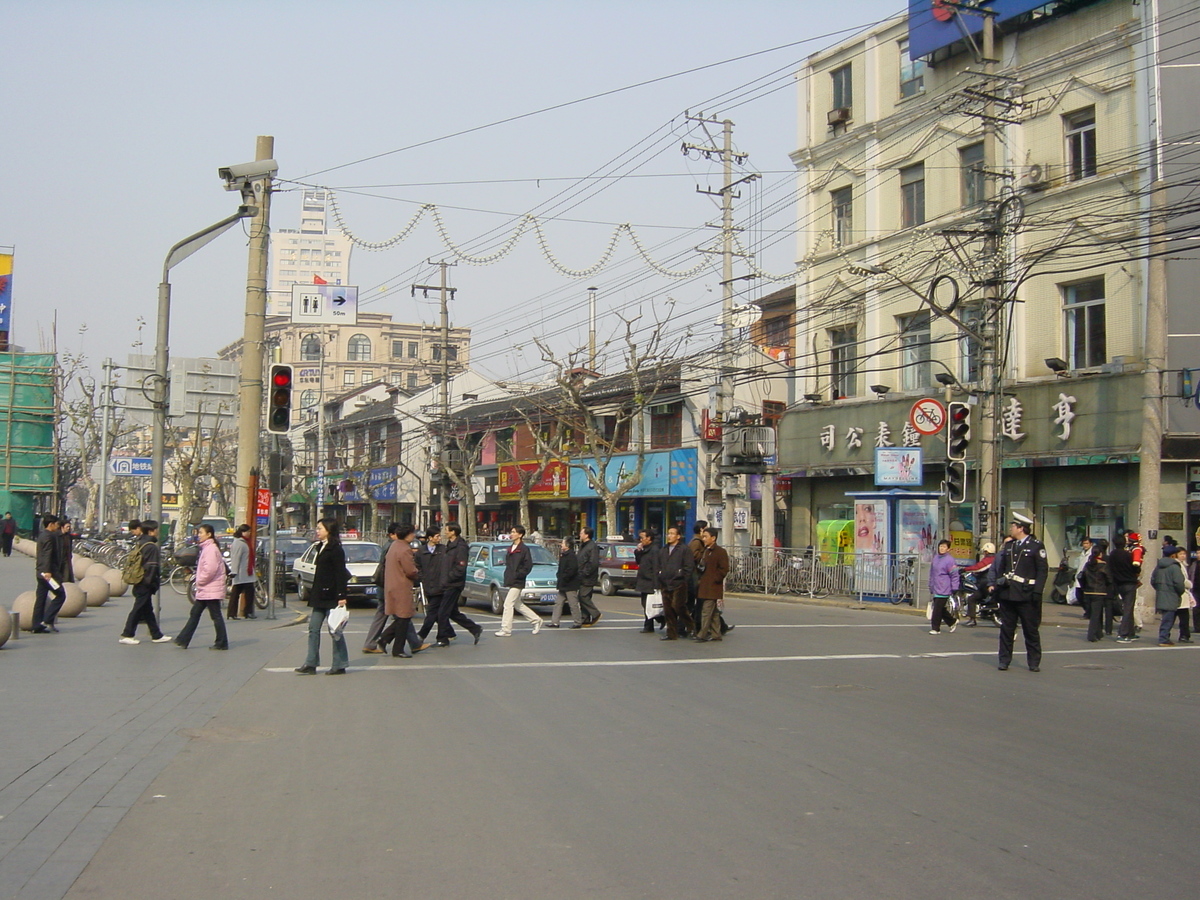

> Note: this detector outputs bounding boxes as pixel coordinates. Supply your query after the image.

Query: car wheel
[600,573,616,596]
[490,586,503,615]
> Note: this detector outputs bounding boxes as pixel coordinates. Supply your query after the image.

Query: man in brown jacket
[378,523,432,658]
[695,527,730,642]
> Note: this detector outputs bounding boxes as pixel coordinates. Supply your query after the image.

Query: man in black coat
[551,538,583,628]
[989,513,1048,671]
[427,523,482,645]
[657,525,695,640]
[415,528,452,644]
[634,529,661,633]
[574,526,603,626]
[32,514,65,633]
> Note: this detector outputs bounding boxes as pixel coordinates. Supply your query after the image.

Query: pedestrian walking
[988,513,1048,671]
[657,525,694,640]
[294,518,351,675]
[0,511,16,556]
[1187,550,1200,634]
[432,523,482,644]
[1111,533,1144,643]
[226,524,257,620]
[415,527,453,644]
[1079,539,1114,642]
[1151,546,1191,646]
[174,524,229,650]
[118,520,171,645]
[495,525,543,636]
[574,526,603,626]
[31,514,66,633]
[376,523,433,658]
[550,537,582,628]
[634,529,662,633]
[928,540,961,634]
[694,526,730,642]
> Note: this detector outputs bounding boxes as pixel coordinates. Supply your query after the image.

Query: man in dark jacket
[657,525,694,640]
[415,528,451,644]
[574,526,602,626]
[551,538,583,628]
[32,514,65,633]
[1110,533,1143,643]
[119,520,170,644]
[634,529,661,633]
[694,527,731,642]
[437,523,482,644]
[1,511,16,557]
[988,513,1047,671]
[496,525,542,636]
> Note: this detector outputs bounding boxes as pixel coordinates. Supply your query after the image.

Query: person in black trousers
[634,529,661,633]
[1079,539,1114,642]
[657,525,694,640]
[437,523,482,644]
[574,526,602,626]
[32,514,65,633]
[550,537,582,628]
[119,521,170,644]
[415,528,453,644]
[988,514,1048,671]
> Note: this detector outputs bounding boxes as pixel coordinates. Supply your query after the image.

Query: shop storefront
[568,448,698,540]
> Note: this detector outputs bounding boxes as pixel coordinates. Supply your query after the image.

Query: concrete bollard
[102,568,129,598]
[11,591,37,631]
[79,575,111,607]
[0,608,13,647]
[58,584,87,618]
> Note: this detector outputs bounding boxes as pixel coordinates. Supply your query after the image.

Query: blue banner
[569,449,697,498]
[909,1,1054,60]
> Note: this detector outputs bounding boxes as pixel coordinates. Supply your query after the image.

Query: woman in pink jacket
[174,524,229,650]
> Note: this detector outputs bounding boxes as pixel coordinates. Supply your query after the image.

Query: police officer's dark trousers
[998,589,1041,669]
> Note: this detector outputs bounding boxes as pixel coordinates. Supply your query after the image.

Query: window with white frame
[1063,277,1106,369]
[960,143,985,207]
[831,64,852,111]
[347,334,372,361]
[831,186,853,247]
[958,303,982,384]
[898,39,926,98]
[301,335,322,361]
[898,311,932,391]
[829,325,858,399]
[900,163,925,227]
[1065,107,1097,181]
[343,370,355,386]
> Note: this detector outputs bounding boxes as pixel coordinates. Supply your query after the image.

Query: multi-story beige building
[778,0,1199,564]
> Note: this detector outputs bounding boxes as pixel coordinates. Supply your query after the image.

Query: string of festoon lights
[326,188,717,279]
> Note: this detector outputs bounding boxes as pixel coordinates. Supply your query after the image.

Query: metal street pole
[97,357,114,533]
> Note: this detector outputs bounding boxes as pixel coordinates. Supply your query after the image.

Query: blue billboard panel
[569,449,697,499]
[908,1,1052,60]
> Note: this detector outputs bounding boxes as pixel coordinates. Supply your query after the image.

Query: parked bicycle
[889,556,918,605]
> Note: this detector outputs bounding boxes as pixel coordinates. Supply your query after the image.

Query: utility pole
[683,116,758,547]
[97,357,115,533]
[233,135,274,526]
[587,286,598,371]
[413,263,457,527]
[1138,181,1167,608]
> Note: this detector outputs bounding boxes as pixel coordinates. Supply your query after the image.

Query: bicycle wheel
[254,572,269,609]
[169,566,188,595]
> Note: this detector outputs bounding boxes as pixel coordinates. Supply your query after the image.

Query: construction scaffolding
[0,352,56,529]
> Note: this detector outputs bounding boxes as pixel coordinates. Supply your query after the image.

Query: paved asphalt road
[2,546,1198,900]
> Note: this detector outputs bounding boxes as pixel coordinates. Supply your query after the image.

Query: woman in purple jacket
[174,524,229,650]
[928,539,961,635]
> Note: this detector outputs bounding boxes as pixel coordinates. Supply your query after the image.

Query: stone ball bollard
[79,575,111,607]
[0,606,12,648]
[11,591,38,631]
[103,568,129,598]
[85,562,110,579]
[13,537,35,557]
[58,583,87,618]
[72,555,92,581]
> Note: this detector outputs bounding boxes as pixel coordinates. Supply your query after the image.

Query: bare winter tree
[164,401,236,537]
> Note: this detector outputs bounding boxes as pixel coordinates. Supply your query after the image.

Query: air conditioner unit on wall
[827,106,851,126]
[1022,163,1051,191]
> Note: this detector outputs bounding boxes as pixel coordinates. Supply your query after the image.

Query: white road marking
[263,643,1196,673]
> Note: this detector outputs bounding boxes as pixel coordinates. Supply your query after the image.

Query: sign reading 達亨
[909,398,947,436]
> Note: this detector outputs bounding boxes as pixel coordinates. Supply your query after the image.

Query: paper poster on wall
[897,498,938,562]
[854,500,889,595]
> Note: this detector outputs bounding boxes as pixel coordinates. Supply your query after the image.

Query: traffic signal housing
[946,401,971,461]
[267,364,294,434]
[944,461,967,504]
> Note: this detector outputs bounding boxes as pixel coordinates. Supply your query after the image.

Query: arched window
[299,389,318,410]
[347,334,372,361]
[300,335,322,361]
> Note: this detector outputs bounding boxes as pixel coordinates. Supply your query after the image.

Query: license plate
[365,586,378,596]
[541,593,558,603]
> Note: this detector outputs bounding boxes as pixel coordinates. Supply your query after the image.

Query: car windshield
[610,545,637,560]
[276,540,311,554]
[527,544,556,565]
[344,543,382,564]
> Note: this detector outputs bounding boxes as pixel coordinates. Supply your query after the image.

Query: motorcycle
[961,570,1000,624]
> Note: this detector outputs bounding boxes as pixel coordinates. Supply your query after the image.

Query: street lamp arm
[162,205,256,280]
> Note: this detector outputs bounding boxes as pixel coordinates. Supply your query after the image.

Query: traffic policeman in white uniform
[988,512,1048,671]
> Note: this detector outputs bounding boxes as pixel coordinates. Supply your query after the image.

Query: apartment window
[958,303,982,384]
[762,315,790,349]
[763,400,786,428]
[408,341,419,358]
[361,370,374,384]
[829,326,858,399]
[900,163,926,227]
[649,403,682,450]
[391,340,405,358]
[898,311,932,391]
[1063,278,1106,368]
[343,370,356,386]
[1065,107,1097,181]
[831,186,853,247]
[960,143,986,207]
[447,345,458,361]
[407,372,418,390]
[899,39,926,98]
[300,335,322,361]
[299,389,318,410]
[347,333,372,361]
[831,64,852,111]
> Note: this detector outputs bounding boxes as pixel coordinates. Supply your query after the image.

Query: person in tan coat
[378,523,432,658]
[695,527,730,642]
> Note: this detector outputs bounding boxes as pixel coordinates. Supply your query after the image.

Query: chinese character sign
[1052,392,1076,441]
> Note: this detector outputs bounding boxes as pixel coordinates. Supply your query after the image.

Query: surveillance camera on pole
[218,159,278,201]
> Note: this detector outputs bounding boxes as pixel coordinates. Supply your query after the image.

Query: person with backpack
[174,524,230,650]
[118,520,171,645]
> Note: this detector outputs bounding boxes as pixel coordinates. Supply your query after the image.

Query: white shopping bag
[326,605,350,636]
[645,590,665,618]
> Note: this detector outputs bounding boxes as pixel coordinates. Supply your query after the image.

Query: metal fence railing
[726,547,930,607]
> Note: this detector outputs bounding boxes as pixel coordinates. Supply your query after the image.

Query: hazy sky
[2,0,899,383]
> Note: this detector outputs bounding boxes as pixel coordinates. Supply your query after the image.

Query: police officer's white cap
[1011,512,1034,526]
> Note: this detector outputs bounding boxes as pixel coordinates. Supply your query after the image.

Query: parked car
[461,541,560,614]
[272,537,315,591]
[292,540,384,607]
[596,541,639,595]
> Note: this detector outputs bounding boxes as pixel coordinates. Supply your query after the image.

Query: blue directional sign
[109,457,153,476]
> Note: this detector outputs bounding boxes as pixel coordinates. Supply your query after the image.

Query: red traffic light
[273,369,292,388]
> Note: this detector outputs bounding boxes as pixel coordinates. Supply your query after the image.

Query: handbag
[645,590,664,618]
[326,605,350,636]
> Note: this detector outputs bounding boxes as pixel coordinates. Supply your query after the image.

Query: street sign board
[109,457,153,476]
[290,284,358,325]
[909,398,947,436]
[875,447,924,486]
